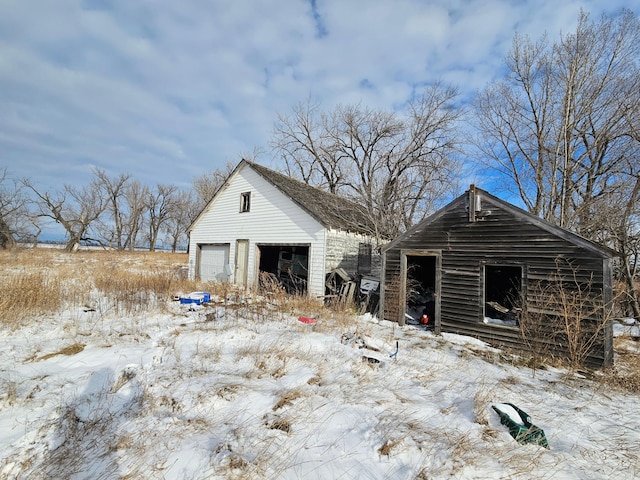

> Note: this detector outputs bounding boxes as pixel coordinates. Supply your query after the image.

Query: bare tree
[146,184,177,252]
[615,113,640,319]
[93,168,131,250]
[121,179,149,251]
[24,179,107,251]
[273,99,348,194]
[192,161,236,211]
[471,9,640,319]
[472,10,640,228]
[0,168,32,248]
[162,188,195,252]
[272,82,463,239]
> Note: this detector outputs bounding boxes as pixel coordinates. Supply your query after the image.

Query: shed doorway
[257,244,309,295]
[404,253,439,329]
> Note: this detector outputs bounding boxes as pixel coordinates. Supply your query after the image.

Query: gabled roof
[382,185,616,258]
[246,161,376,235]
[189,159,376,236]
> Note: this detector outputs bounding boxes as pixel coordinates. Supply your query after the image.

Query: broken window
[240,192,251,213]
[484,264,522,327]
[357,242,372,274]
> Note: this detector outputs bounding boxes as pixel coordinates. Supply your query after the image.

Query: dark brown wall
[382,192,614,367]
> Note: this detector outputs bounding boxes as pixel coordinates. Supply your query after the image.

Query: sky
[0,0,634,195]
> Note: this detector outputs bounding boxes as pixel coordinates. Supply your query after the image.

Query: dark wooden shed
[380,185,615,367]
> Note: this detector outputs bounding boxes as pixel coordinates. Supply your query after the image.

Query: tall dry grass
[0,246,356,329]
[0,247,195,325]
[0,270,63,326]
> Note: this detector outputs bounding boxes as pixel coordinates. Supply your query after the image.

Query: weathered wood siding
[326,229,381,277]
[382,190,614,367]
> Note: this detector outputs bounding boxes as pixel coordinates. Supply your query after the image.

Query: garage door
[199,244,230,282]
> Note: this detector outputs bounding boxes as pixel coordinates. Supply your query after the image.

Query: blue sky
[0,0,632,195]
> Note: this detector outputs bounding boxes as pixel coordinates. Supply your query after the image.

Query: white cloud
[0,0,632,199]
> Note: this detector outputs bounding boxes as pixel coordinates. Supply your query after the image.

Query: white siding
[189,165,327,296]
[326,229,382,277]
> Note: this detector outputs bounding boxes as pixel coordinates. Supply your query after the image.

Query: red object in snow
[421,314,430,325]
[298,316,317,325]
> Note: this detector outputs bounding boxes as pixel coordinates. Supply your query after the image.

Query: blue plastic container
[179,292,211,305]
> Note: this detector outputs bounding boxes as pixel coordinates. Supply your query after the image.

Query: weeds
[2,247,639,480]
[472,382,494,427]
[39,343,85,361]
[519,257,618,370]
[272,388,304,411]
[0,271,63,326]
[377,438,399,456]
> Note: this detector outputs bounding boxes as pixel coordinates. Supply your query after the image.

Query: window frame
[481,262,524,329]
[240,191,251,213]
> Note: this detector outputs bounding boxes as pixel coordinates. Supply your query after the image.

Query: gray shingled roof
[246,161,376,235]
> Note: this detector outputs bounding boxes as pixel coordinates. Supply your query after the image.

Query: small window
[358,243,372,274]
[484,264,522,327]
[240,192,251,213]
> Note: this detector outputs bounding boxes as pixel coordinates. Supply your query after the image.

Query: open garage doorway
[405,253,439,328]
[257,244,309,295]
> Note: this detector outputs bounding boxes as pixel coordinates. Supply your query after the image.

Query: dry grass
[272,388,305,411]
[0,247,363,334]
[234,338,292,380]
[602,344,640,394]
[472,382,494,427]
[0,247,195,324]
[0,270,63,326]
[2,247,639,480]
[377,438,399,456]
[39,343,85,361]
[93,268,182,314]
[266,417,291,434]
[604,371,640,393]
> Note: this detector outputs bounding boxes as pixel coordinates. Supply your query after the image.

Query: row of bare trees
[0,9,637,316]
[0,167,204,252]
[272,82,463,241]
[0,159,239,253]
[268,10,639,319]
[471,10,640,319]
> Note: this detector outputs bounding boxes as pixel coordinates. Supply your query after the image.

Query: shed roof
[382,185,616,258]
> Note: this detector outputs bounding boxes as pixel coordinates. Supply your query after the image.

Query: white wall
[326,229,382,277]
[188,164,328,296]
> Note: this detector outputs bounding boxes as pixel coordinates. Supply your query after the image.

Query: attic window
[240,192,251,213]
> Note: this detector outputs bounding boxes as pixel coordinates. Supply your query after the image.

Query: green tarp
[492,403,549,449]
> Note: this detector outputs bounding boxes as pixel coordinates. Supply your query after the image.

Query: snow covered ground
[1,294,639,479]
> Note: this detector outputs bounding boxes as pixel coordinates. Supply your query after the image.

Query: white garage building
[187,160,380,297]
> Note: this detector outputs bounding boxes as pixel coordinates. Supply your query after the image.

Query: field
[1,248,639,479]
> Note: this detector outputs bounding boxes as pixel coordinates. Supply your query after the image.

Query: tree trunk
[621,254,640,320]
[0,216,16,249]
